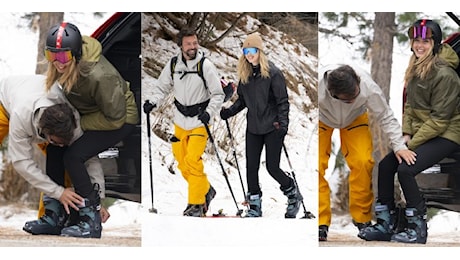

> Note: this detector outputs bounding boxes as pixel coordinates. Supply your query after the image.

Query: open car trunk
[92,12,141,203]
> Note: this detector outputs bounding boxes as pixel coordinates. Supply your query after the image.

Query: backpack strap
[196,56,208,90]
[170,56,178,80]
[170,56,208,91]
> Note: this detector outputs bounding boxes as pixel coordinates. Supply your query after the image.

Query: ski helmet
[408,19,442,55]
[45,22,82,62]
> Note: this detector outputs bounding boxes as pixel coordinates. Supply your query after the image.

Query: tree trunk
[0,148,43,206]
[369,12,404,204]
[35,12,64,75]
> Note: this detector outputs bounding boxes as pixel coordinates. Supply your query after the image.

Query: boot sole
[357,232,392,241]
[23,226,62,235]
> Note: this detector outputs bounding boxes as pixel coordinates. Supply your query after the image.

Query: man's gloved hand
[143,100,156,114]
[220,108,232,120]
[198,111,210,125]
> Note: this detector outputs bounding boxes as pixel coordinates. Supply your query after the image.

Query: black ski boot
[353,220,372,232]
[319,225,329,241]
[391,206,428,244]
[64,208,80,227]
[204,185,216,214]
[60,185,102,238]
[282,180,303,218]
[23,195,67,235]
[358,202,396,241]
[183,204,205,217]
[246,192,262,217]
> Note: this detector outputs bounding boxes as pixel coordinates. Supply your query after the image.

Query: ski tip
[301,212,316,219]
[207,209,243,218]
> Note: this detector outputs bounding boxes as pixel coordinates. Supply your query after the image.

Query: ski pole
[144,100,157,214]
[203,122,243,216]
[224,119,248,207]
[282,142,315,219]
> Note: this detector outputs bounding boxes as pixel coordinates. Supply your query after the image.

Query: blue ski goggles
[243,47,258,55]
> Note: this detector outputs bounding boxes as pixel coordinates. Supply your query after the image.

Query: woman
[359,19,460,244]
[42,22,138,238]
[220,32,302,218]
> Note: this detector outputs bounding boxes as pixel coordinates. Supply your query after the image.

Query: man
[145,27,225,217]
[0,74,108,235]
[318,64,413,241]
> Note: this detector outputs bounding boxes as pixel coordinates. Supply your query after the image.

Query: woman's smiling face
[412,38,433,58]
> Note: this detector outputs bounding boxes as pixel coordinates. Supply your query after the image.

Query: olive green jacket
[66,35,138,131]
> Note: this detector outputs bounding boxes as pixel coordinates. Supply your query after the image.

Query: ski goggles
[243,47,258,55]
[408,25,433,40]
[44,49,73,64]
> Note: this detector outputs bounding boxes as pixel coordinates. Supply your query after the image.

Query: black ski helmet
[45,22,82,61]
[408,19,442,55]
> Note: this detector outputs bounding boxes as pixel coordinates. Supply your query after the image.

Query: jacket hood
[438,43,459,70]
[81,35,102,62]
[79,36,101,76]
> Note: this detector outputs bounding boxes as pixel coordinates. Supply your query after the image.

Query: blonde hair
[404,38,437,82]
[45,59,79,93]
[237,50,270,84]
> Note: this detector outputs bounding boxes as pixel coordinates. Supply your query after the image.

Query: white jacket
[151,50,224,130]
[0,75,104,200]
[319,64,407,153]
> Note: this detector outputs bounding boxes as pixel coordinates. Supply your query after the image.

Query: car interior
[93,12,142,203]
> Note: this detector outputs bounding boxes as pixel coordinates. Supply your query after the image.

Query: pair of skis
[207,209,242,218]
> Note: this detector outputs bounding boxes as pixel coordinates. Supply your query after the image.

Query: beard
[184,48,197,60]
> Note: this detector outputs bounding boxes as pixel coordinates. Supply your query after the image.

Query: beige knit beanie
[243,33,263,51]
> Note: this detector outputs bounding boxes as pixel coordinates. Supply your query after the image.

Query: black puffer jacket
[227,62,289,135]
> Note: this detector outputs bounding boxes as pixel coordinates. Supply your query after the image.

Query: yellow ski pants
[0,104,9,144]
[172,124,210,205]
[319,112,374,226]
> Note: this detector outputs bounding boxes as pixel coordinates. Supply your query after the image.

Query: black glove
[198,111,210,125]
[220,108,232,120]
[276,127,288,139]
[273,122,288,139]
[143,100,156,114]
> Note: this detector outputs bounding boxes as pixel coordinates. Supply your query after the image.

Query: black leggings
[46,123,135,197]
[245,130,291,195]
[378,137,459,208]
